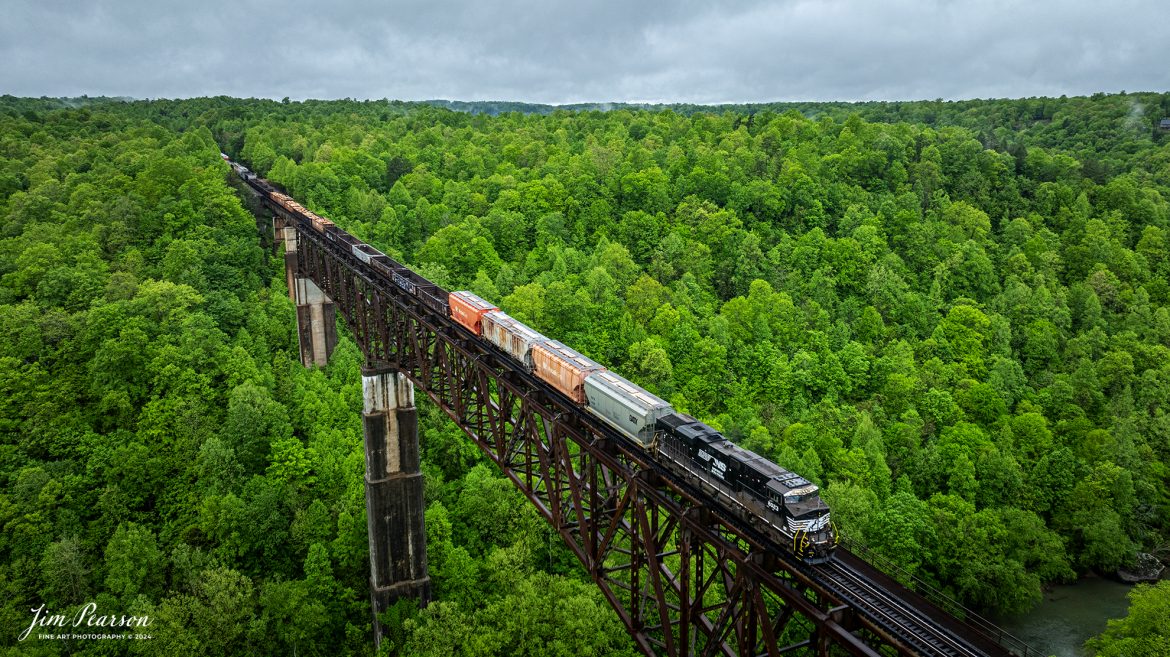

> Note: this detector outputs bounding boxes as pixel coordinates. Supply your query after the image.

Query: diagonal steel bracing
[256,194,1018,657]
[270,212,875,657]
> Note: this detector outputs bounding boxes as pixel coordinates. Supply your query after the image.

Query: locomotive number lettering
[223,155,837,566]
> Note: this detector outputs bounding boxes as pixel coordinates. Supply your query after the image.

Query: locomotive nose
[792,513,836,562]
[793,529,814,560]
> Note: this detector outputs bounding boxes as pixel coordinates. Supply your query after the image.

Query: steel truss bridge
[238,170,1035,657]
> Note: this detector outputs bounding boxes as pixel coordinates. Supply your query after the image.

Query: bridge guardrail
[838,534,1041,657]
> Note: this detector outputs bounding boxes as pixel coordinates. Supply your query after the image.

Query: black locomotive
[225,155,836,563]
[655,413,836,562]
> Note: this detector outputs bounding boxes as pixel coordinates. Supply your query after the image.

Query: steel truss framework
[264,198,1013,657]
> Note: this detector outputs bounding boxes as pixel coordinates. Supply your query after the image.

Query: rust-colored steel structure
[255,187,1026,657]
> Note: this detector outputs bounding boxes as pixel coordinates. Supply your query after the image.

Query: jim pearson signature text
[19,603,152,641]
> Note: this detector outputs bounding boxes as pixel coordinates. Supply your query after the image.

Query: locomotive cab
[763,479,787,514]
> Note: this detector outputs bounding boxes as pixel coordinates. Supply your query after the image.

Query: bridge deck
[229,160,1034,657]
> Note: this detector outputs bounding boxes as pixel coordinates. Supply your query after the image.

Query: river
[994,577,1134,657]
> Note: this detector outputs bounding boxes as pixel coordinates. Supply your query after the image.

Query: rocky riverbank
[1118,553,1165,584]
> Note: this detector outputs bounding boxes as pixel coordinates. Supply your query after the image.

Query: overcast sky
[2,0,1168,104]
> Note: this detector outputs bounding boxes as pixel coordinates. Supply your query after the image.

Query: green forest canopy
[1,92,1168,655]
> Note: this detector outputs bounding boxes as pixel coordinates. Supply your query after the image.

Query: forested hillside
[0,108,383,656]
[0,101,637,657]
[236,95,1170,613]
[2,94,1169,655]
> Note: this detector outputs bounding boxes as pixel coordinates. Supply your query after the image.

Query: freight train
[226,155,837,563]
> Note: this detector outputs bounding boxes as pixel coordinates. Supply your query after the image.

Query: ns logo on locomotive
[226,154,837,563]
[453,292,837,563]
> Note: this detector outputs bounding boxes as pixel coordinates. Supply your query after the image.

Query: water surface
[995,577,1133,657]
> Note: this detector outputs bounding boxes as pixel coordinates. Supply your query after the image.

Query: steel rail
[230,163,1028,657]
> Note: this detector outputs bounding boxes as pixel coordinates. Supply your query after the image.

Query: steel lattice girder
[284,217,888,657]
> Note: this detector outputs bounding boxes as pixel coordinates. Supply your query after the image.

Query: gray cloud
[1,0,1167,103]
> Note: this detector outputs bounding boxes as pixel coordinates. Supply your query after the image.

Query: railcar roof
[588,371,670,410]
[484,312,546,341]
[537,340,603,370]
[451,290,497,312]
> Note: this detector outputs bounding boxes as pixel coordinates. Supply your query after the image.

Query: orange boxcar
[449,291,498,335]
[531,340,605,404]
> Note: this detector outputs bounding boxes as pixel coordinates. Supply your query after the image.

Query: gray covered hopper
[583,371,673,447]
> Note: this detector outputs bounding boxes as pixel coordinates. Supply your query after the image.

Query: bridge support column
[293,277,337,368]
[274,219,298,301]
[361,365,430,648]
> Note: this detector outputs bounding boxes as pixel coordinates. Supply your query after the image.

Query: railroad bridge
[231,163,1035,657]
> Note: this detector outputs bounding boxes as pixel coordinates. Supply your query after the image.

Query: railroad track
[816,559,984,657]
[233,158,1029,657]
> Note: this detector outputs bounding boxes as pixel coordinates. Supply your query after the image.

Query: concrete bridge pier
[293,277,338,368]
[274,218,299,301]
[361,365,430,648]
[274,218,336,367]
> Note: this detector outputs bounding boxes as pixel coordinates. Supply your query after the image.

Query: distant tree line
[1,92,1168,655]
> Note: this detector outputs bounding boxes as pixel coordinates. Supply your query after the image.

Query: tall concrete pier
[272,216,299,299]
[361,365,430,647]
[293,277,337,368]
[274,218,337,367]
[269,209,429,648]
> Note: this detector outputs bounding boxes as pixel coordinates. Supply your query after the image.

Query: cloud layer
[3,0,1168,103]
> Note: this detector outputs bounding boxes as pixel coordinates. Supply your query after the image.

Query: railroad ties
[236,160,1027,657]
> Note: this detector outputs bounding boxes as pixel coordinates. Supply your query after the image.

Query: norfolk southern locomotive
[226,154,837,563]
